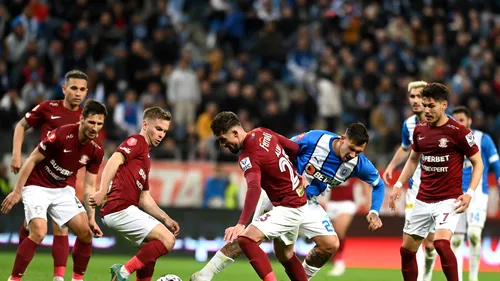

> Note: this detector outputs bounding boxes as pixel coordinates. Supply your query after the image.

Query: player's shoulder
[404,115,418,127]
[90,138,104,152]
[295,130,337,142]
[124,134,147,147]
[56,123,79,135]
[31,100,53,112]
[414,120,429,132]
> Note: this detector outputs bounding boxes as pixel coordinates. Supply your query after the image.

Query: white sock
[198,250,234,280]
[423,248,437,281]
[451,233,465,281]
[54,277,65,281]
[416,245,425,281]
[120,265,131,278]
[468,226,482,281]
[302,260,321,280]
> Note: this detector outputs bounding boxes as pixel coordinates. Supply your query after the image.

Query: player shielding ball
[10,69,89,281]
[389,83,484,281]
[89,107,179,281]
[210,111,309,281]
[450,106,500,281]
[1,100,108,281]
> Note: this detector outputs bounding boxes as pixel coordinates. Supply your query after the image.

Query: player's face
[145,119,170,147]
[63,78,88,107]
[422,97,447,124]
[80,114,105,140]
[339,136,366,161]
[216,129,241,154]
[452,112,472,128]
[408,88,423,114]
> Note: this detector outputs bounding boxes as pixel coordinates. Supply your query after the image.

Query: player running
[10,69,88,281]
[191,123,385,281]
[450,106,500,281]
[1,100,107,281]
[89,107,179,281]
[389,83,484,281]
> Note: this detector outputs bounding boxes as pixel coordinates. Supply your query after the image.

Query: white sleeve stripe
[489,154,499,164]
[371,177,380,186]
[401,143,410,149]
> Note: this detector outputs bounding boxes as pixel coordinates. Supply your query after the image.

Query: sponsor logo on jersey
[239,157,252,172]
[119,146,131,154]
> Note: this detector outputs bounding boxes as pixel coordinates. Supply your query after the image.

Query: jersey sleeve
[37,128,60,157]
[458,127,479,158]
[86,146,104,174]
[481,133,500,183]
[354,155,385,213]
[24,101,47,128]
[411,126,421,152]
[116,136,142,163]
[238,148,263,225]
[401,120,411,149]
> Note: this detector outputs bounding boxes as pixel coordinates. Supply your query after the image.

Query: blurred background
[0,0,499,279]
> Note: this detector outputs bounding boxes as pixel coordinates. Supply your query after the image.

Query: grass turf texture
[0,253,497,281]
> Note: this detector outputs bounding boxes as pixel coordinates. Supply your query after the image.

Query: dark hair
[452,105,471,118]
[64,70,88,84]
[210,111,242,136]
[143,107,171,121]
[421,83,449,102]
[345,122,369,145]
[82,99,108,119]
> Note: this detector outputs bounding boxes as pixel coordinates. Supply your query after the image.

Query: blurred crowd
[1,0,500,167]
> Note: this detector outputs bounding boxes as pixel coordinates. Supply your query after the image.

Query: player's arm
[89,152,125,208]
[83,172,98,221]
[139,190,180,235]
[10,117,32,173]
[275,133,300,161]
[238,170,262,226]
[395,149,421,188]
[356,156,385,230]
[383,122,411,184]
[467,152,484,193]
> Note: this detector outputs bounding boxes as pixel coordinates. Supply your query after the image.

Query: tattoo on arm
[19,118,31,130]
[305,245,333,268]
[220,241,243,259]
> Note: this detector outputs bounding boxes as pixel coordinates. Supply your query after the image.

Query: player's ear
[79,115,84,123]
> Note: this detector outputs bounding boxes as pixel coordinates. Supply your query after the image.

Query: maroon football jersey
[412,118,479,203]
[238,128,307,208]
[100,135,151,216]
[329,179,354,202]
[24,100,82,140]
[26,124,104,188]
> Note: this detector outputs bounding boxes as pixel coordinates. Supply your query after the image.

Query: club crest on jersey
[127,137,137,146]
[79,155,89,165]
[239,157,252,171]
[438,138,449,148]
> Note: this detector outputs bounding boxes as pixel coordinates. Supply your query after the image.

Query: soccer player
[10,69,88,281]
[210,111,310,281]
[1,99,108,281]
[89,107,179,281]
[450,106,500,281]
[383,81,438,281]
[389,83,484,281]
[191,123,385,281]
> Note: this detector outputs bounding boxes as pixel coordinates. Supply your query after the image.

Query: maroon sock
[136,240,168,266]
[11,238,39,278]
[18,223,29,244]
[72,239,92,276]
[332,238,345,262]
[434,239,458,281]
[280,253,309,281]
[237,236,276,280]
[400,246,418,281]
[52,235,69,274]
[136,261,156,281]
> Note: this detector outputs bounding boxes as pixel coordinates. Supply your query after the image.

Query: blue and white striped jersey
[401,115,422,190]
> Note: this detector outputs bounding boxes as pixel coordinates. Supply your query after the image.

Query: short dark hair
[345,122,369,145]
[143,107,171,121]
[452,105,471,118]
[82,99,107,119]
[210,111,242,136]
[421,83,449,102]
[64,70,88,84]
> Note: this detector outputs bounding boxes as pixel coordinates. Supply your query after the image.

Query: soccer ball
[156,274,182,281]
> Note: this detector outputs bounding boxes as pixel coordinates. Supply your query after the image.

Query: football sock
[72,239,92,278]
[18,223,29,244]
[52,235,69,278]
[238,236,276,280]
[11,237,39,278]
[332,238,345,262]
[136,261,156,281]
[467,226,482,281]
[434,239,458,281]
[124,240,168,275]
[423,247,437,281]
[400,246,418,281]
[302,260,321,280]
[198,250,234,279]
[416,245,425,281]
[280,253,308,281]
[451,234,464,281]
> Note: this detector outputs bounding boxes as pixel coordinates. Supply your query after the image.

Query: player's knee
[160,231,176,251]
[27,219,47,244]
[451,234,464,249]
[317,236,339,255]
[467,226,482,247]
[28,230,46,244]
[424,238,435,251]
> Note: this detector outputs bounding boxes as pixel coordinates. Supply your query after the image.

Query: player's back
[239,128,306,208]
[25,100,82,139]
[101,135,151,216]
[413,118,478,202]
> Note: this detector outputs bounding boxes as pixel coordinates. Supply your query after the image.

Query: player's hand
[366,212,383,231]
[382,165,394,185]
[89,220,103,238]
[89,191,106,208]
[11,155,22,174]
[164,217,180,236]
[389,186,402,211]
[224,224,245,243]
[1,191,21,214]
[455,194,472,214]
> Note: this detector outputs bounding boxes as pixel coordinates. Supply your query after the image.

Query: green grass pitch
[0,252,497,281]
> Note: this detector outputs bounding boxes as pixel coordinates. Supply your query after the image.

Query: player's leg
[422,231,437,281]
[190,191,273,281]
[51,219,70,281]
[451,214,467,281]
[136,261,155,281]
[466,191,488,281]
[18,219,29,244]
[327,201,355,276]
[237,225,278,281]
[405,188,425,281]
[273,238,311,281]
